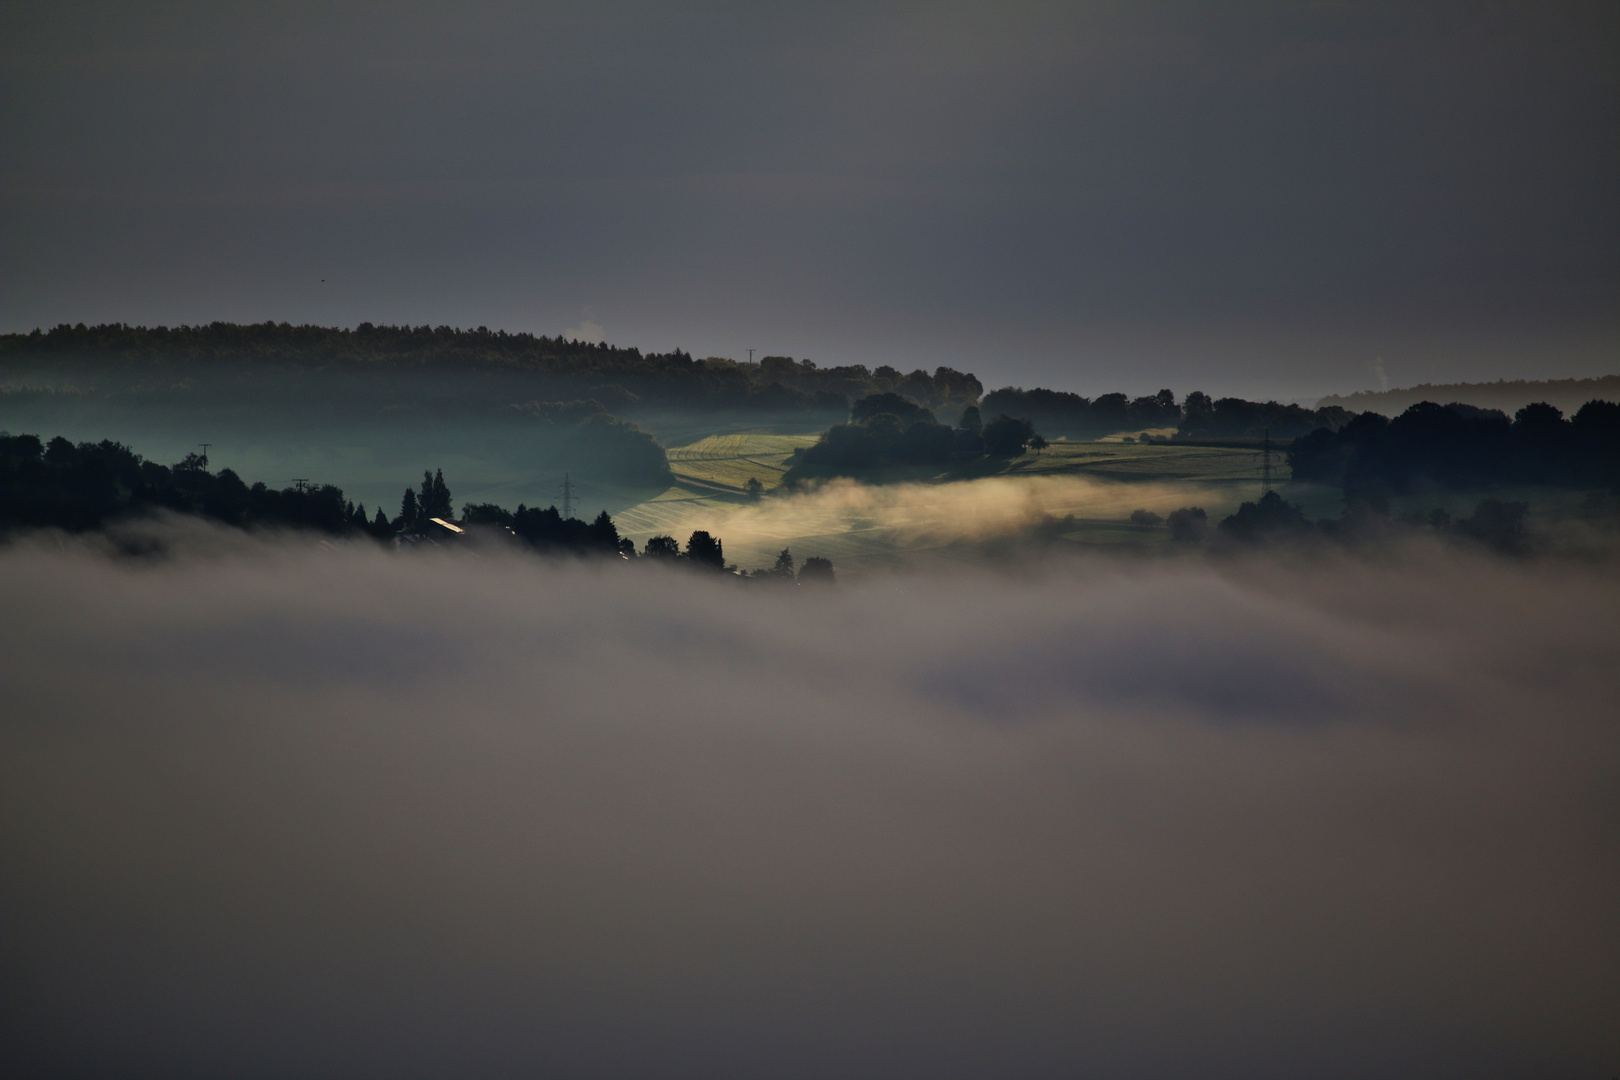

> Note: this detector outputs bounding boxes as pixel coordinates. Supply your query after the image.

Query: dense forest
[1,432,378,536]
[1290,399,1620,495]
[979,387,1353,440]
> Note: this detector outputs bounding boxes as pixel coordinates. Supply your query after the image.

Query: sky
[2,1,1616,399]
[3,528,1617,1077]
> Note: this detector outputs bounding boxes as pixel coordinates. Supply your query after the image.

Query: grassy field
[666,432,820,494]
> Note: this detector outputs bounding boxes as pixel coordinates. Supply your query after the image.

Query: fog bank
[2,529,1616,1077]
[625,472,1251,569]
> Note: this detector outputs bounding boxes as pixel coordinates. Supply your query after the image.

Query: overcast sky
[2,1,1615,398]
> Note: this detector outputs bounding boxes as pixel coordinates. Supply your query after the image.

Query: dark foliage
[982,414,1036,456]
[1179,392,1352,440]
[509,505,622,555]
[1166,507,1208,542]
[0,428,656,559]
[0,323,979,421]
[685,530,726,570]
[643,534,680,558]
[1217,492,1315,544]
[1223,491,1549,557]
[1454,499,1531,555]
[798,412,961,470]
[850,393,937,426]
[0,431,369,535]
[1290,399,1620,493]
[798,556,835,584]
[460,502,515,527]
[979,388,1180,438]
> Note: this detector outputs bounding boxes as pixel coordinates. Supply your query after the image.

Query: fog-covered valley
[3,529,1616,1078]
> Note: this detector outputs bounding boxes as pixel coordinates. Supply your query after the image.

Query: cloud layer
[2,527,1617,1077]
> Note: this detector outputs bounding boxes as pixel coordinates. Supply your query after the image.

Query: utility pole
[559,473,575,519]
[748,348,755,365]
[290,478,310,493]
[1259,428,1274,497]
[197,443,211,469]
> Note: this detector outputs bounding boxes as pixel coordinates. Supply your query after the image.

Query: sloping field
[666,433,819,493]
[989,439,1268,482]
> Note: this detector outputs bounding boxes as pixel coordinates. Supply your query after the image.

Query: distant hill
[1317,375,1620,418]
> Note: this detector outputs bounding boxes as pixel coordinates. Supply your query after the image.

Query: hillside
[1317,375,1620,418]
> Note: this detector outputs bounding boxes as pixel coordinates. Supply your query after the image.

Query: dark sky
[3,1,1616,398]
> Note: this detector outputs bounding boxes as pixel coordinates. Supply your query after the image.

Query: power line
[1257,428,1275,496]
[559,472,575,519]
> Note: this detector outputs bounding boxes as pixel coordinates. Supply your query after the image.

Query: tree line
[979,387,1354,440]
[1289,399,1620,495]
[0,323,979,421]
[790,395,1044,474]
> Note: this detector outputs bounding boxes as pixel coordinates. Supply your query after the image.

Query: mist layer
[2,528,1616,1078]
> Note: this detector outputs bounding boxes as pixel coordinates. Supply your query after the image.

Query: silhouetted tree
[1456,499,1530,554]
[587,510,619,551]
[744,477,764,500]
[982,414,1036,456]
[851,392,936,426]
[1166,506,1208,542]
[419,468,452,521]
[1218,492,1313,543]
[685,530,725,570]
[643,534,679,558]
[461,502,514,526]
[798,556,835,584]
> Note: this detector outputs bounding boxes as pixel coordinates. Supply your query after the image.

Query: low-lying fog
[628,473,1271,570]
[2,524,1616,1078]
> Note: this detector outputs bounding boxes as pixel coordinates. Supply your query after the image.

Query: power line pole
[748,348,755,365]
[290,478,310,493]
[559,472,575,519]
[1260,428,1274,496]
[197,443,211,469]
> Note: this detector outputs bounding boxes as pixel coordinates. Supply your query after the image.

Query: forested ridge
[0,322,980,419]
[1318,375,1620,419]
